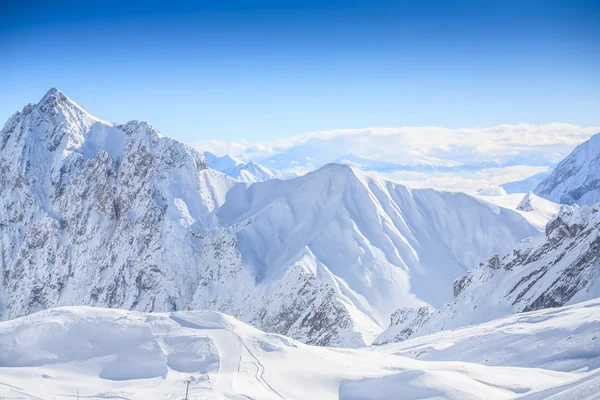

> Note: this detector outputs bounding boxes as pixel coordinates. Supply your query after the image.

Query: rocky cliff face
[375,203,600,345]
[0,89,540,347]
[0,89,223,317]
[534,132,600,205]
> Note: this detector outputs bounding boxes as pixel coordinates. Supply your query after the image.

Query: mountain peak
[319,162,354,174]
[38,87,69,107]
[43,87,63,98]
[516,192,535,211]
[34,87,99,125]
[118,120,162,139]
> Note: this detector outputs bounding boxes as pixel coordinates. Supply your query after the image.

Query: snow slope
[1,300,600,399]
[375,203,600,345]
[535,132,600,205]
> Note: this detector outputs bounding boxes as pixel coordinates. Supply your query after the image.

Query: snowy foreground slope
[375,203,600,345]
[0,88,540,347]
[535,132,600,205]
[1,301,600,400]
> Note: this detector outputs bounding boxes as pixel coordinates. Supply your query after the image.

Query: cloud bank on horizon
[193,123,599,192]
[194,123,598,164]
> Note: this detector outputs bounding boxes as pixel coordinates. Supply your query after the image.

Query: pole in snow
[184,380,191,400]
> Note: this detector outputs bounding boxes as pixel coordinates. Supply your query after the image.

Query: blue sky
[1,0,599,142]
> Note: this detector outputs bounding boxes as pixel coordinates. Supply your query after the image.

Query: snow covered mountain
[203,151,290,183]
[213,166,538,344]
[0,88,235,319]
[534,132,600,205]
[2,299,600,399]
[0,89,539,348]
[375,202,600,345]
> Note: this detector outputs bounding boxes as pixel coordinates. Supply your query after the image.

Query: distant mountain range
[202,151,291,183]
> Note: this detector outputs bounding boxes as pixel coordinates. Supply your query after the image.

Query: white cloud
[191,123,599,167]
[379,165,550,193]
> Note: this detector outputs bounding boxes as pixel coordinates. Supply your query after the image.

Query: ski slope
[1,299,600,399]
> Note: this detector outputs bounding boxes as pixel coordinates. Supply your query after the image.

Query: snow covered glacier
[0,88,540,347]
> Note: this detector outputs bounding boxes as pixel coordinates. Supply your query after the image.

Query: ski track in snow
[237,334,284,399]
[169,314,281,399]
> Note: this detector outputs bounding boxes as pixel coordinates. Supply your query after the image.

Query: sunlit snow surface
[1,299,599,400]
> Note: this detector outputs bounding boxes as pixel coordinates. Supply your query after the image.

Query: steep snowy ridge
[2,300,600,399]
[375,202,600,345]
[0,89,539,348]
[535,132,600,205]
